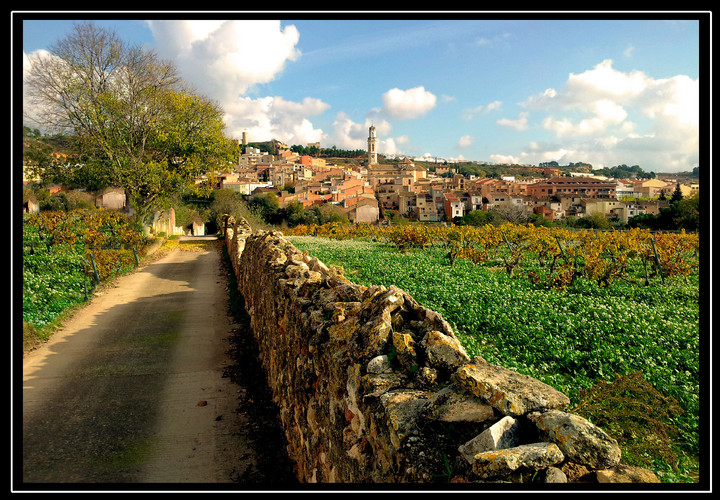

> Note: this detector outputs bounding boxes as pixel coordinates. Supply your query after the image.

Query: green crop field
[22,210,150,347]
[287,233,702,483]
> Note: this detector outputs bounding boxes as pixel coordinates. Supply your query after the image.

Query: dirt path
[20,237,297,489]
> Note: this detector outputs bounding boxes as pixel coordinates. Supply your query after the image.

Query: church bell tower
[368,125,378,165]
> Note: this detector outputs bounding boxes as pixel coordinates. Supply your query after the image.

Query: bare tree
[491,203,529,224]
[25,22,179,163]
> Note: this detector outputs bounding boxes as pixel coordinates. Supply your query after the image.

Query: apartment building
[526,176,616,199]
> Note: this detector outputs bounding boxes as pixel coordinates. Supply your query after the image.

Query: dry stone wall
[224,218,658,484]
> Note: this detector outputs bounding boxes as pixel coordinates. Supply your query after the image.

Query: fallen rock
[380,389,432,449]
[542,466,568,483]
[367,354,392,374]
[422,331,470,372]
[471,442,564,479]
[423,386,496,424]
[596,464,661,483]
[458,415,521,464]
[527,409,621,470]
[452,357,570,416]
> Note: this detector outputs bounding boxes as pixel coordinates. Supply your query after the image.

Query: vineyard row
[287,222,700,289]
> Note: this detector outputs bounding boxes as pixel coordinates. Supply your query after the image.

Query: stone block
[422,331,470,372]
[367,354,392,374]
[424,386,496,424]
[458,416,521,464]
[380,389,432,449]
[453,357,570,416]
[595,464,660,483]
[471,442,564,479]
[527,409,621,470]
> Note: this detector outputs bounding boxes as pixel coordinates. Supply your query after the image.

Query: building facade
[526,176,616,199]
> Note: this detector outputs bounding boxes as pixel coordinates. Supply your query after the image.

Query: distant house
[532,196,564,221]
[444,193,465,221]
[189,216,205,236]
[344,196,379,224]
[398,191,418,218]
[150,208,183,236]
[634,178,669,198]
[533,205,557,221]
[416,193,440,222]
[23,192,39,214]
[583,198,625,218]
[526,176,616,199]
[464,191,483,212]
[615,179,635,199]
[222,179,273,195]
[95,187,126,210]
[616,201,648,224]
[250,186,283,197]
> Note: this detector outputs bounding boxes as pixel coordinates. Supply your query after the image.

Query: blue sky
[20,14,704,172]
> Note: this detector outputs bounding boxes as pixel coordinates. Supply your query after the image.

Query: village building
[95,187,126,211]
[444,192,465,220]
[238,146,274,169]
[532,197,565,221]
[583,198,625,218]
[342,195,379,224]
[631,178,669,198]
[416,193,440,222]
[526,176,616,199]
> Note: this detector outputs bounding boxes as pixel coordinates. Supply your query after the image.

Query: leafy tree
[459,209,500,227]
[526,213,554,227]
[670,183,684,203]
[282,201,311,227]
[247,192,281,224]
[210,189,242,222]
[627,213,658,230]
[576,213,612,230]
[23,22,236,225]
[674,193,699,231]
[311,204,349,225]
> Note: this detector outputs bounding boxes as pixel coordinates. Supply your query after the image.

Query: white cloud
[147,20,301,101]
[497,112,529,131]
[144,20,327,145]
[475,32,512,48]
[381,137,401,155]
[564,59,650,104]
[223,96,328,145]
[329,112,386,150]
[489,153,520,164]
[22,50,56,128]
[381,86,437,119]
[514,59,699,171]
[457,135,473,148]
[462,100,502,120]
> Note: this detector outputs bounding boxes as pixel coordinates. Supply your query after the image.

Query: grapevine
[286,222,699,289]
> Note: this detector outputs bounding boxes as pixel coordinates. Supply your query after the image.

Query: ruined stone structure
[224,217,658,484]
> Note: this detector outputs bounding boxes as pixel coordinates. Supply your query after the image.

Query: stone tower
[368,125,378,165]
